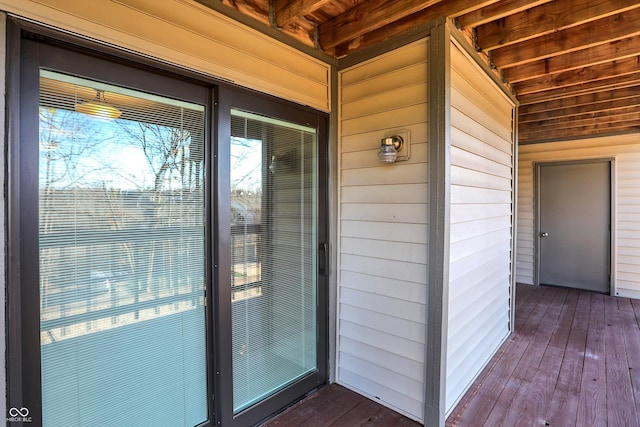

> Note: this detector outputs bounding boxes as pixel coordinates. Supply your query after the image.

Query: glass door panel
[38,70,208,426]
[230,109,318,413]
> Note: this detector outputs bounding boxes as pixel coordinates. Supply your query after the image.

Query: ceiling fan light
[75,90,122,120]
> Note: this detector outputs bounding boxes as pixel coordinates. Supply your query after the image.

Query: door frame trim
[534,158,616,295]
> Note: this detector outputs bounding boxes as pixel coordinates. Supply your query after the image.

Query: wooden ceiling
[199,0,640,144]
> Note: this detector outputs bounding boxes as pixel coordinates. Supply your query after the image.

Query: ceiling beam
[520,93,640,122]
[476,0,640,51]
[519,86,640,115]
[513,56,640,96]
[331,0,499,56]
[520,109,640,132]
[317,0,442,50]
[489,7,640,69]
[503,35,640,83]
[520,121,640,142]
[456,0,551,28]
[275,0,333,27]
[518,72,640,105]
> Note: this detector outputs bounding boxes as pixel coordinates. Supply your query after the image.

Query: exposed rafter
[208,0,640,143]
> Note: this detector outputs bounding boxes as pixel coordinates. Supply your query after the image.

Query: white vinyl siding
[517,134,640,299]
[0,0,330,112]
[446,42,515,413]
[337,38,429,422]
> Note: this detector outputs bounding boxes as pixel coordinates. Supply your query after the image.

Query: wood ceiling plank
[456,0,551,28]
[519,86,640,115]
[519,94,640,121]
[504,35,640,83]
[519,122,640,142]
[331,0,499,56]
[490,7,640,69]
[275,0,333,27]
[520,109,640,133]
[513,56,640,96]
[518,72,640,105]
[221,0,270,25]
[318,0,442,50]
[476,0,640,51]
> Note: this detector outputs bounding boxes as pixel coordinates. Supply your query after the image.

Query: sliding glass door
[230,110,319,413]
[10,29,327,427]
[38,71,208,426]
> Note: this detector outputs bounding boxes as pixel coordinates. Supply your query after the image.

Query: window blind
[38,71,208,426]
[230,109,318,413]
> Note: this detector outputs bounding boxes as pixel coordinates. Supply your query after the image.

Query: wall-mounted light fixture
[75,90,122,120]
[377,130,410,163]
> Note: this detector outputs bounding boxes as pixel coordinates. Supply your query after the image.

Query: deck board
[262,384,420,427]
[264,284,640,427]
[448,284,640,427]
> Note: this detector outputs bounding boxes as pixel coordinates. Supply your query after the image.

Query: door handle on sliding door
[319,242,329,276]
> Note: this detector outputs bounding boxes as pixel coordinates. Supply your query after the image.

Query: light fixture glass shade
[75,90,122,120]
[378,136,403,163]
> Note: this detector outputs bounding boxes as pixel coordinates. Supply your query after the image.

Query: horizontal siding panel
[451,185,511,204]
[340,336,423,380]
[340,39,428,87]
[450,254,511,302]
[450,202,511,223]
[340,270,426,303]
[342,163,428,186]
[446,316,508,408]
[448,298,509,370]
[341,123,429,153]
[341,220,428,243]
[450,87,512,142]
[447,43,513,414]
[619,195,640,205]
[338,40,429,422]
[341,104,428,136]
[450,67,512,130]
[341,254,427,284]
[619,222,640,231]
[451,146,512,179]
[340,287,424,325]
[451,166,511,191]
[341,203,428,223]
[342,64,426,103]
[343,83,427,119]
[340,320,425,362]
[451,45,513,116]
[619,262,640,274]
[338,370,423,421]
[6,0,330,111]
[341,142,429,170]
[451,127,512,167]
[339,304,424,343]
[341,183,428,204]
[341,237,427,264]
[450,216,512,243]
[451,107,512,155]
[449,240,511,282]
[450,229,511,263]
[339,352,423,397]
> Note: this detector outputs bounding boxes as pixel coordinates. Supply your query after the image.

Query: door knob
[540,232,549,237]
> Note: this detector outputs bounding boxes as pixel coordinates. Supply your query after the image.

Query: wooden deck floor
[447,283,640,427]
[261,383,421,427]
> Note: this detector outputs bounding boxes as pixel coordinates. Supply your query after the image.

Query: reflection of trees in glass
[231,137,262,226]
[119,122,203,193]
[39,102,205,329]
